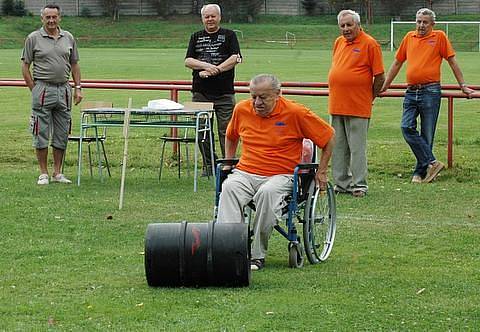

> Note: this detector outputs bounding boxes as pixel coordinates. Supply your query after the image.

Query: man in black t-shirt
[185,3,241,176]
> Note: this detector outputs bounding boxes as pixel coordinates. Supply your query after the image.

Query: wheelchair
[213,140,337,268]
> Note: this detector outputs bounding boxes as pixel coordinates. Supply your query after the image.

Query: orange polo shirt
[328,30,384,119]
[226,96,334,176]
[396,30,455,85]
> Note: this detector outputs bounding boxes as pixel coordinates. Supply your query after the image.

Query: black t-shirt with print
[186,28,241,96]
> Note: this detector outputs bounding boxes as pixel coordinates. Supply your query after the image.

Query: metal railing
[1,78,478,168]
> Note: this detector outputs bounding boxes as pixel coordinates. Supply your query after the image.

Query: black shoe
[202,167,213,177]
[250,258,265,271]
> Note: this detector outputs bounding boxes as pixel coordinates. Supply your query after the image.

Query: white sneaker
[51,173,72,184]
[37,174,49,185]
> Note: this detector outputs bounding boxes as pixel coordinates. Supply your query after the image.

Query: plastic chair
[158,101,214,181]
[67,101,113,177]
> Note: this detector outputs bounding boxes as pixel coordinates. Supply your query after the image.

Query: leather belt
[407,82,440,90]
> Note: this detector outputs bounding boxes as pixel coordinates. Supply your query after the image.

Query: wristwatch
[74,85,82,89]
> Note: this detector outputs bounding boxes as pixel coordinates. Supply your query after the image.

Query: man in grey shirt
[21,3,83,185]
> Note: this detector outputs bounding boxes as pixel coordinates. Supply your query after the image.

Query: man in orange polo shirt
[381,8,474,183]
[216,74,335,271]
[328,9,385,197]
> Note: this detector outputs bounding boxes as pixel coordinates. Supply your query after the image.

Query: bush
[2,0,26,16]
[2,0,13,15]
[13,0,26,16]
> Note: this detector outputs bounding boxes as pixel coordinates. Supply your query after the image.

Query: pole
[119,98,133,210]
[447,96,454,168]
[390,19,394,52]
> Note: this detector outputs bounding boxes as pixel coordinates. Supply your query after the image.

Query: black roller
[145,221,250,287]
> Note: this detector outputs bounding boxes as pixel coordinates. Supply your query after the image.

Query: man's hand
[74,89,83,105]
[379,83,388,94]
[461,85,475,99]
[199,66,221,78]
[315,170,328,191]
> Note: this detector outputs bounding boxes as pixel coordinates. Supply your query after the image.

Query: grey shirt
[21,27,79,84]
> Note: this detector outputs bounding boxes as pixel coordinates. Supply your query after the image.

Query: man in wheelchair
[216,74,335,271]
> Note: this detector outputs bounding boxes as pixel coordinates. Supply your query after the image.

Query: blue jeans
[401,84,441,177]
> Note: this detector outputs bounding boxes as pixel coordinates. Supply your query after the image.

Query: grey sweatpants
[331,115,369,193]
[217,169,293,260]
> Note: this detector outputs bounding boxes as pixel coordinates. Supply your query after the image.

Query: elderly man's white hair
[416,8,436,22]
[337,9,361,25]
[201,4,221,16]
[250,74,281,92]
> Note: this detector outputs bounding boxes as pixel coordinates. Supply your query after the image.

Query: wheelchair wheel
[303,181,336,264]
[288,242,304,268]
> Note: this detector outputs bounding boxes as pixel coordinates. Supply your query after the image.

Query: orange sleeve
[395,32,409,63]
[226,101,243,140]
[299,110,334,149]
[370,42,385,76]
[438,31,456,59]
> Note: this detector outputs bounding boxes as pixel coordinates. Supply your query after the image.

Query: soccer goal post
[390,20,480,52]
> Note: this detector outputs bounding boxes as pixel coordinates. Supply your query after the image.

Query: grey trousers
[331,115,369,193]
[217,169,293,260]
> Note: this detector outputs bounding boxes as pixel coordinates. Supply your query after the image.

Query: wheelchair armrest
[215,159,239,197]
[216,158,240,167]
[216,159,239,180]
[295,163,318,171]
[294,163,319,202]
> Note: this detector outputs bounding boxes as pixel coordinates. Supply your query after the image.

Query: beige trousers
[217,169,293,260]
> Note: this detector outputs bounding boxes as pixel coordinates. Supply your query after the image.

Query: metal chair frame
[213,142,336,268]
[65,101,113,176]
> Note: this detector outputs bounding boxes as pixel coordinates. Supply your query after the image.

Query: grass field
[1,44,479,330]
[1,15,480,50]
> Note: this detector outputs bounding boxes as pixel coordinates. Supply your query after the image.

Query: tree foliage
[150,0,176,17]
[212,0,263,23]
[302,0,318,16]
[215,0,240,23]
[102,0,119,20]
[2,0,26,16]
[245,0,263,22]
[380,0,417,17]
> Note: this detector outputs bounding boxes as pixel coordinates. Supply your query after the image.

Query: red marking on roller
[40,89,46,106]
[191,227,201,255]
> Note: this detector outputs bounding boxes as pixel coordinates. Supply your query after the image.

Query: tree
[380,0,416,17]
[328,0,358,13]
[2,0,26,16]
[216,0,240,23]
[102,0,119,20]
[302,0,317,16]
[150,0,175,17]
[245,0,263,22]
[364,0,372,25]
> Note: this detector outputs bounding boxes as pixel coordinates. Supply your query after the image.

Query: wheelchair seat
[213,139,337,268]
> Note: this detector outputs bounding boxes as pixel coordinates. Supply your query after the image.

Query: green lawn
[1,15,480,50]
[0,47,479,330]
